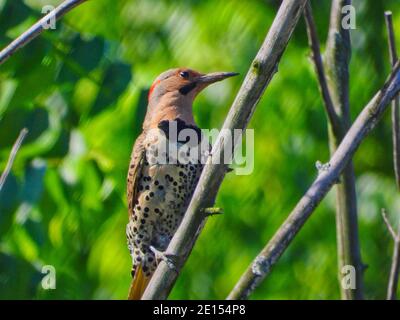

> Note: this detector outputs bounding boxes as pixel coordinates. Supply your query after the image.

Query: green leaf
[90,62,132,116]
[57,35,105,83]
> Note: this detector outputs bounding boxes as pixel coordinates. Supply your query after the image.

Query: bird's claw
[149,246,179,271]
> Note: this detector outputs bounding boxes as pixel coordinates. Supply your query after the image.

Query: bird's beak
[197,72,239,84]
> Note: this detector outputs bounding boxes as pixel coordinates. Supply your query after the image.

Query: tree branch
[381,209,398,242]
[319,0,364,299]
[385,11,400,190]
[0,0,88,66]
[227,61,400,300]
[0,128,28,192]
[141,0,309,300]
[384,11,400,301]
[381,209,400,300]
[303,2,342,136]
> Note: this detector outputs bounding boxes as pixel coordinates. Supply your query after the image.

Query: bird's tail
[128,265,151,300]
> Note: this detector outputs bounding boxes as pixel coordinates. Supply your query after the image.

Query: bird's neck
[143,92,196,130]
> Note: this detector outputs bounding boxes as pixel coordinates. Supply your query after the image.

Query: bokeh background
[1,0,400,299]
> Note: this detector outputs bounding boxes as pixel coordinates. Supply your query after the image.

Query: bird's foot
[149,246,179,271]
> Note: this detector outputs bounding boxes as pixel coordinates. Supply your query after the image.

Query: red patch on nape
[148,79,161,100]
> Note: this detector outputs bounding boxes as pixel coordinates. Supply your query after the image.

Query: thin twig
[141,0,309,300]
[385,11,400,190]
[227,61,400,300]
[303,2,342,136]
[381,208,400,300]
[384,11,400,300]
[387,226,400,300]
[0,0,88,66]
[381,209,398,241]
[0,128,28,192]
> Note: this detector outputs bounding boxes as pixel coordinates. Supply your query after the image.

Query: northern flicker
[126,68,237,299]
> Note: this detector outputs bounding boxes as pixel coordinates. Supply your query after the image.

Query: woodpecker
[126,68,237,299]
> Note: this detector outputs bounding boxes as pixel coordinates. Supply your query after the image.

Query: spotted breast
[126,119,205,282]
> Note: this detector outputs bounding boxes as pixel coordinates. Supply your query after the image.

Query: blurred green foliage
[0,0,400,299]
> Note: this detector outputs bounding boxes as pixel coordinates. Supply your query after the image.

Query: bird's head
[143,68,238,129]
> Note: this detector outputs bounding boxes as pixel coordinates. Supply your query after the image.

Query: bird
[126,67,237,299]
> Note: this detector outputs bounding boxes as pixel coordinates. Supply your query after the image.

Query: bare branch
[141,0,309,300]
[227,61,400,300]
[303,2,342,135]
[384,11,400,300]
[381,208,400,300]
[387,228,400,300]
[321,0,364,300]
[305,0,363,299]
[381,208,398,241]
[0,0,88,66]
[385,11,400,190]
[0,128,28,192]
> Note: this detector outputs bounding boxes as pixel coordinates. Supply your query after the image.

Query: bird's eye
[179,71,189,79]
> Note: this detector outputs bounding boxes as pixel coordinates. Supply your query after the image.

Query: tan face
[148,68,238,104]
[144,68,238,129]
[148,68,202,103]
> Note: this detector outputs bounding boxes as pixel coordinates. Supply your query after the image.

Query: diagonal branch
[141,0,309,300]
[0,0,88,66]
[381,209,398,242]
[0,128,28,192]
[227,61,400,300]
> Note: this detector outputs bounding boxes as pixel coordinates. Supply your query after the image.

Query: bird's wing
[127,133,146,217]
